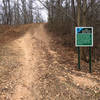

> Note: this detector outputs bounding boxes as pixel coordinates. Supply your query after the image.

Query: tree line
[44,0,100,31]
[0,0,44,25]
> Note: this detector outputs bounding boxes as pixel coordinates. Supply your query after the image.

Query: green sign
[75,27,93,47]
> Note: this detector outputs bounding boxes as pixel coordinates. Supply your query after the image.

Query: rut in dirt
[0,24,100,100]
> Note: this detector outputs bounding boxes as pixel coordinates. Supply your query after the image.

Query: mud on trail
[0,24,100,100]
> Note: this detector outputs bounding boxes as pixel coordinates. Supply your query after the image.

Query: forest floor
[0,23,100,100]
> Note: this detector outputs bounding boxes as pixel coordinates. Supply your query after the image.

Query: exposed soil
[0,23,100,100]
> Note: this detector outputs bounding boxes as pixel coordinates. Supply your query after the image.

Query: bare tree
[21,0,27,24]
[28,0,33,23]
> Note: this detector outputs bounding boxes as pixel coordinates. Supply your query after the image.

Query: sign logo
[75,27,93,47]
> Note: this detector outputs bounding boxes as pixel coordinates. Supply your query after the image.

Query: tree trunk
[8,0,11,25]
[71,0,76,22]
[81,0,88,62]
[77,0,81,26]
[77,0,87,62]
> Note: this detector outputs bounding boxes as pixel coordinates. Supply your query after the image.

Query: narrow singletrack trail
[0,24,100,100]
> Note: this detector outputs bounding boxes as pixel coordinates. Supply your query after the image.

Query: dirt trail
[11,24,50,100]
[12,33,34,100]
[0,24,100,100]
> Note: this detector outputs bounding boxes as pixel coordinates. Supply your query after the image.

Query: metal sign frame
[75,27,93,47]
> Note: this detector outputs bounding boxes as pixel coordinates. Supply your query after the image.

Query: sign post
[78,47,80,70]
[89,47,92,73]
[75,27,93,73]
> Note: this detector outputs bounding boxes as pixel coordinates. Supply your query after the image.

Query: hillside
[0,23,100,100]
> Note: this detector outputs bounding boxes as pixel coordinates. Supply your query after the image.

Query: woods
[45,0,100,61]
[0,0,45,25]
[0,0,100,61]
[0,0,100,27]
[46,0,100,31]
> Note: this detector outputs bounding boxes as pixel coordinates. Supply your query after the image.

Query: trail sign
[75,27,93,47]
